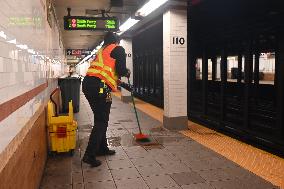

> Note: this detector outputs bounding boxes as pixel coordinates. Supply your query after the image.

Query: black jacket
[109,46,128,78]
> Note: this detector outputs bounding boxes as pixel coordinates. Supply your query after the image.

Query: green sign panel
[64,16,118,31]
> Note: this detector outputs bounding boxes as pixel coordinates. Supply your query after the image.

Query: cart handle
[50,88,60,117]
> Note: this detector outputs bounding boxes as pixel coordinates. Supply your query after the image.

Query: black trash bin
[58,77,81,113]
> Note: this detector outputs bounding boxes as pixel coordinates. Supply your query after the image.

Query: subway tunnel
[0,0,284,188]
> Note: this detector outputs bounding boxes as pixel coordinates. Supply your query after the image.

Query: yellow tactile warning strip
[182,122,284,189]
[112,92,284,188]
[112,92,163,122]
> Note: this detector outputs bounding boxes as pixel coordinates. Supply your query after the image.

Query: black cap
[103,32,120,46]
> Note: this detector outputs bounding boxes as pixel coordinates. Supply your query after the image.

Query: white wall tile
[163,9,187,118]
[0,0,66,155]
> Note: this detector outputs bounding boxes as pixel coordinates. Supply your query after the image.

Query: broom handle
[128,78,142,134]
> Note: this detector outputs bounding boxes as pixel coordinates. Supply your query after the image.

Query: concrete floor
[40,92,279,189]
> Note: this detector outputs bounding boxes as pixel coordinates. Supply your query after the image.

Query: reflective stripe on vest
[87,69,116,87]
[90,61,114,75]
[86,44,118,91]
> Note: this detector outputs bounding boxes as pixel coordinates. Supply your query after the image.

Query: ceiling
[54,0,146,51]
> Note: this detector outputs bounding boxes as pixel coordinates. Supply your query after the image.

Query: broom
[127,78,150,142]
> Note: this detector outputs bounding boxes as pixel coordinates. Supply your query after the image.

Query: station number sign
[64,16,119,31]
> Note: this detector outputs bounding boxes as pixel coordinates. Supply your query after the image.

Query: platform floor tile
[40,93,279,189]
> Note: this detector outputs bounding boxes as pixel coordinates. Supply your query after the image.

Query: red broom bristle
[135,133,148,139]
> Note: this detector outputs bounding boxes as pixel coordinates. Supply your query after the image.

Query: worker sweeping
[82,32,130,167]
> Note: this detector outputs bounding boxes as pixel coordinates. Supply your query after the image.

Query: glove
[117,79,122,85]
[119,82,133,92]
[125,68,131,78]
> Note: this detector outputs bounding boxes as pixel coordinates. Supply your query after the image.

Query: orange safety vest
[86,44,118,91]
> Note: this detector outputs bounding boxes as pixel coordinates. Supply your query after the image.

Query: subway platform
[40,91,281,189]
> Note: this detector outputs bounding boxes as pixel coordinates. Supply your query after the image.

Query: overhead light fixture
[16,44,28,50]
[7,39,16,44]
[0,31,7,39]
[136,0,168,17]
[118,18,139,35]
[28,49,36,54]
[117,0,168,35]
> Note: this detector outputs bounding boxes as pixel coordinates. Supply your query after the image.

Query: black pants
[82,76,112,158]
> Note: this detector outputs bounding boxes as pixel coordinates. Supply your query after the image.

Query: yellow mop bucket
[47,100,77,155]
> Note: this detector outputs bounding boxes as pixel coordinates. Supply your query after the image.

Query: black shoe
[97,150,116,156]
[82,155,102,167]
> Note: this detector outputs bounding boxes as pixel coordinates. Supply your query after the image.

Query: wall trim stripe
[0,83,48,122]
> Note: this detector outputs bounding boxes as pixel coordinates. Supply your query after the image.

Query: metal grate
[107,137,121,147]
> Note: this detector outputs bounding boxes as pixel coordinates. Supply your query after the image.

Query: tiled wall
[120,39,133,97]
[0,0,65,169]
[163,9,187,118]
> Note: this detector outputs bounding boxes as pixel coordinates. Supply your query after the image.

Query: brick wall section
[163,9,188,117]
[0,111,47,189]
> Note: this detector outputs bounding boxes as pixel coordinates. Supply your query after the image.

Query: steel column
[202,52,208,115]
[244,42,253,129]
[254,51,260,85]
[237,53,243,83]
[220,50,227,123]
[211,56,217,81]
[276,36,284,138]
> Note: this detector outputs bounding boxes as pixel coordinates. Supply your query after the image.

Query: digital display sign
[64,16,118,31]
